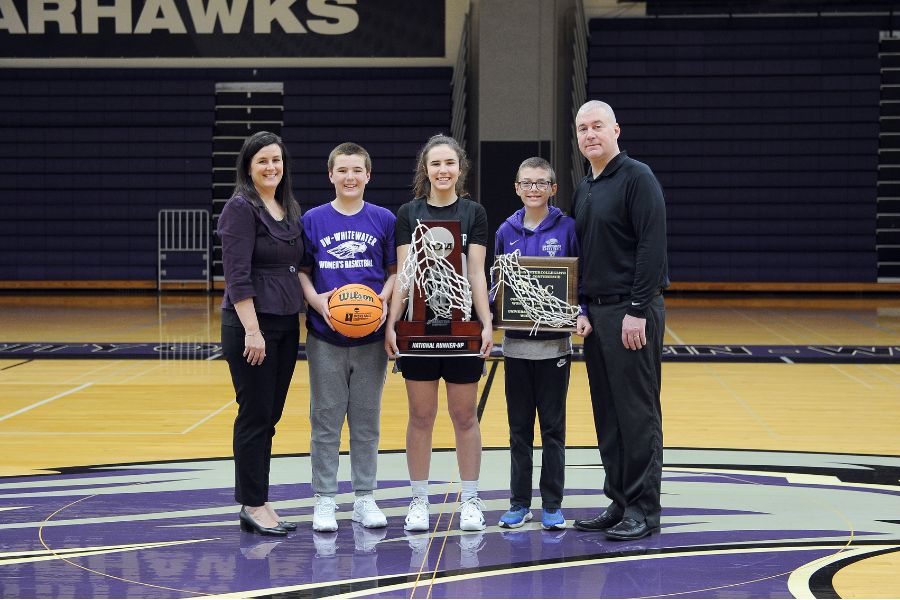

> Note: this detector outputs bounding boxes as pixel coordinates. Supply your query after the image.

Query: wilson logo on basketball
[338,290,375,303]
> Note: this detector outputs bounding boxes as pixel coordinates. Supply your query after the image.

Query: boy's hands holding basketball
[312,288,338,331]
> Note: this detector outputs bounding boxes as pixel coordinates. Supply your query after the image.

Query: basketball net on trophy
[490,250,580,335]
[394,220,483,356]
[398,221,473,321]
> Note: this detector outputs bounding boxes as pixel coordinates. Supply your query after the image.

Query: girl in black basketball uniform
[384,134,493,532]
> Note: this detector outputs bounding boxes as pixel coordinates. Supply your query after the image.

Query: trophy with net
[490,251,581,335]
[394,220,483,356]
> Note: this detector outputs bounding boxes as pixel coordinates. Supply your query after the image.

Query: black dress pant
[504,354,570,509]
[222,320,299,506]
[583,295,664,527]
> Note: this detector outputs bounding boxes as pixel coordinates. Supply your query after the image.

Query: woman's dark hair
[412,134,469,199]
[232,131,300,223]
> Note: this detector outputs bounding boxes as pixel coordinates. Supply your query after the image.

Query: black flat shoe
[240,508,288,537]
[278,521,298,531]
[573,509,623,532]
[240,539,284,559]
[604,517,658,541]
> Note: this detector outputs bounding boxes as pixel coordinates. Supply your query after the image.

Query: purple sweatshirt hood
[504,205,566,235]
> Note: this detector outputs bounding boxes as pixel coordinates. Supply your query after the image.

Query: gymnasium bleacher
[0,67,451,285]
[2,2,899,289]
[587,16,881,283]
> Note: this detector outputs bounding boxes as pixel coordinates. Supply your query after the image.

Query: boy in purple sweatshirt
[494,157,592,530]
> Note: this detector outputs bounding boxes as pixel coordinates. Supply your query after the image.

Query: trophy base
[395,321,483,357]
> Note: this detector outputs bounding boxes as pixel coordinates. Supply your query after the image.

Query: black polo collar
[584,151,629,183]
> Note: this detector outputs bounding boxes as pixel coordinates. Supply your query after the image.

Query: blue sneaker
[498,505,532,528]
[541,508,567,530]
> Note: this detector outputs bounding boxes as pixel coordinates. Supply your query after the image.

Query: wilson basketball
[327,283,383,338]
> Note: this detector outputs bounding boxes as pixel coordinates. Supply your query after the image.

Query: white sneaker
[458,497,486,531]
[352,495,387,528]
[404,496,430,531]
[459,532,485,569]
[352,520,387,552]
[312,494,338,532]
[406,531,430,571]
[312,530,337,557]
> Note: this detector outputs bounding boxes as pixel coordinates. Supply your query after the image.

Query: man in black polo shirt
[571,100,669,541]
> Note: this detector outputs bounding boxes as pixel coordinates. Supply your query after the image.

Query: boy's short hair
[328,142,372,172]
[517,156,556,182]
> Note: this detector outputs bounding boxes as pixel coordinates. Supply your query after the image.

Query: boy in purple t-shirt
[299,143,397,532]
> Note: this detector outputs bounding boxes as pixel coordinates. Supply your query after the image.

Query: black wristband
[625,306,646,319]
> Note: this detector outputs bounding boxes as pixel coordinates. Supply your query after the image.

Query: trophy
[394,220,483,356]
[490,251,580,334]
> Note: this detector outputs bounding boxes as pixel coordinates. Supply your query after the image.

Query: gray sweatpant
[306,334,387,496]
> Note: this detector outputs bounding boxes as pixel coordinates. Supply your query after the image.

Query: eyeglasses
[516,180,553,191]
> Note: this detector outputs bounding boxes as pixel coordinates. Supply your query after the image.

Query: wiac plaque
[494,256,579,332]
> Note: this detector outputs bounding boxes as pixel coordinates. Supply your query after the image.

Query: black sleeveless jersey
[395,196,488,255]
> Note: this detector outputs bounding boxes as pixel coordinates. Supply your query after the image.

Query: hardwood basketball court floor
[0,293,898,598]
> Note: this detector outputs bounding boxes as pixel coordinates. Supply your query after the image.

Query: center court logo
[1,449,897,598]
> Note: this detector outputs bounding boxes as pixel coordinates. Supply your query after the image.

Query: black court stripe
[808,545,900,599]
[0,359,32,370]
[476,360,499,422]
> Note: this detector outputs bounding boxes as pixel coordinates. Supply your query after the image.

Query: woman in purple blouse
[217,131,304,536]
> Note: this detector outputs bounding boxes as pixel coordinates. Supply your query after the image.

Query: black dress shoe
[240,539,284,559]
[573,509,623,532]
[604,517,658,541]
[278,521,298,531]
[239,508,288,537]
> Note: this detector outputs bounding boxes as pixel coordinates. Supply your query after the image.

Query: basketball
[327,283,383,338]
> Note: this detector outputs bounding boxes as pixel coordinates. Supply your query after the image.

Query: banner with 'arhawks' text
[0,0,445,58]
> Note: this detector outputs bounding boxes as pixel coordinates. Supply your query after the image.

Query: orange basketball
[327,283,383,338]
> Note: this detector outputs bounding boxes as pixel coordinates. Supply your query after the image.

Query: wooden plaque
[494,256,579,332]
[394,220,483,356]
